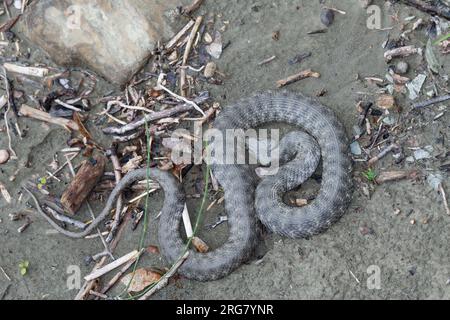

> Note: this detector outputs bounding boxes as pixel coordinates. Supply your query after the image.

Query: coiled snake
[25,91,353,281]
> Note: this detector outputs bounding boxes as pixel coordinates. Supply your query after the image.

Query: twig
[375,170,417,184]
[54,99,84,112]
[368,144,400,166]
[102,92,209,135]
[438,183,450,216]
[3,63,48,77]
[157,74,205,116]
[384,45,422,61]
[0,67,17,158]
[412,94,450,109]
[89,290,108,300]
[138,252,189,300]
[257,55,277,66]
[180,16,203,97]
[84,250,140,282]
[276,69,320,88]
[104,100,153,114]
[19,104,80,131]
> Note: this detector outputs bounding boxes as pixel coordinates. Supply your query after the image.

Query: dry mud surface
[0,0,449,299]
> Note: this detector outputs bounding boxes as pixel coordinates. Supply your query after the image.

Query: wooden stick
[102,93,209,135]
[399,0,450,20]
[19,104,80,131]
[183,0,204,14]
[181,204,209,253]
[3,63,49,77]
[84,250,140,282]
[375,170,417,184]
[180,16,203,96]
[438,183,450,216]
[412,94,450,109]
[276,69,320,88]
[368,144,400,166]
[61,155,106,215]
[384,46,422,61]
[258,55,277,66]
[75,257,105,300]
[165,20,195,51]
[100,252,141,294]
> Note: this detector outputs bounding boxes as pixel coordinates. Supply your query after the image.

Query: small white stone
[0,149,10,165]
[204,32,213,44]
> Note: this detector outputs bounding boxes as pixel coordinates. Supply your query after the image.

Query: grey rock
[350,141,362,156]
[320,9,334,27]
[21,0,178,86]
[395,61,409,75]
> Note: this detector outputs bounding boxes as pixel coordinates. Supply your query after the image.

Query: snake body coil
[26,91,353,282]
[159,91,353,280]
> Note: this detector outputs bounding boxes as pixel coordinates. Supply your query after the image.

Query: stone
[0,149,10,165]
[21,0,178,86]
[320,8,334,27]
[203,62,217,78]
[395,61,409,75]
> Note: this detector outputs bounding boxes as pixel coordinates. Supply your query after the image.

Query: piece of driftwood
[84,250,140,282]
[61,155,106,215]
[165,20,195,51]
[276,69,320,88]
[3,63,49,77]
[399,0,450,20]
[384,45,422,61]
[375,170,417,184]
[19,104,80,131]
[180,16,203,97]
[412,94,450,109]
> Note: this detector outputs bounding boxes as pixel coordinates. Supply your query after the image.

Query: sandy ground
[0,0,449,300]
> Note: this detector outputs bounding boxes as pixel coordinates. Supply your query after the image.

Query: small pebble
[204,62,217,78]
[203,32,213,44]
[320,9,335,27]
[395,61,409,75]
[0,149,10,165]
[350,141,362,156]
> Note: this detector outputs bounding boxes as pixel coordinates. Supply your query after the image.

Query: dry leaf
[121,268,162,293]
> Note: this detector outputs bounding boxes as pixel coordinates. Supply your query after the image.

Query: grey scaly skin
[26,91,353,282]
[159,91,353,281]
